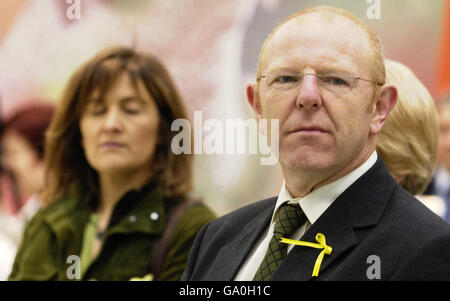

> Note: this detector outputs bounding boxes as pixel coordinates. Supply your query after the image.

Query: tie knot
[274,203,306,238]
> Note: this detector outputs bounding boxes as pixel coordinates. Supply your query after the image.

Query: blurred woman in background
[9,47,215,281]
[377,59,444,217]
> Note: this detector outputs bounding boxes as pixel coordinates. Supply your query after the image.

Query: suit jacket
[182,157,450,280]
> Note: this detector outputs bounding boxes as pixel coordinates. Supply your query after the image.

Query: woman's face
[79,73,160,177]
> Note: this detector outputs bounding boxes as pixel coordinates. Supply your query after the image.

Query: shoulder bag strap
[151,201,201,281]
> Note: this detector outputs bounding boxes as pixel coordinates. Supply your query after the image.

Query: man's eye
[322,76,348,86]
[274,76,298,83]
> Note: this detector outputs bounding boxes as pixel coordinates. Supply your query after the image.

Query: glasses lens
[263,71,371,94]
[266,73,301,91]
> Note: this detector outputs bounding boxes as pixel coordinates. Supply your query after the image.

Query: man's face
[256,13,379,178]
[438,104,450,171]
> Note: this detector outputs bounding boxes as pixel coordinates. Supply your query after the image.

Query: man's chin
[280,148,334,169]
[281,155,334,173]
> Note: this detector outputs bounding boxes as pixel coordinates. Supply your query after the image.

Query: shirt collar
[273,151,378,225]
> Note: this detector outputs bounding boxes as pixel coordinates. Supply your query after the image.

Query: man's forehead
[260,12,371,74]
[265,54,359,75]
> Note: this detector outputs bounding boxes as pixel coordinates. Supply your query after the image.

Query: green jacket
[8,182,216,281]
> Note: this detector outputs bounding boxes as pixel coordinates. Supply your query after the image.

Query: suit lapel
[211,198,276,280]
[271,157,397,281]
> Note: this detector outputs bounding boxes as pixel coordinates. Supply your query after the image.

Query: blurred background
[0,0,449,220]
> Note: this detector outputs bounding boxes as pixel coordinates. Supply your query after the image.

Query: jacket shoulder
[388,186,450,237]
[157,202,217,281]
[37,195,81,224]
[392,231,450,280]
[173,203,217,235]
[8,194,89,281]
[375,186,450,280]
[8,210,58,280]
[180,197,276,280]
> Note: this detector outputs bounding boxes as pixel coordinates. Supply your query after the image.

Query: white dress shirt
[234,151,378,280]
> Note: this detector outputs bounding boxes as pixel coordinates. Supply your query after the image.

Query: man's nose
[296,74,322,110]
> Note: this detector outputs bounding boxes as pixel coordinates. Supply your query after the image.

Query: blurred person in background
[1,102,55,222]
[0,102,54,280]
[9,47,216,281]
[376,59,445,218]
[424,94,450,223]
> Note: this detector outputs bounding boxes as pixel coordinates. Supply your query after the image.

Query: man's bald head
[257,6,386,86]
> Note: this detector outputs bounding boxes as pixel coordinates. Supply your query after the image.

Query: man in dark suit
[182,6,450,281]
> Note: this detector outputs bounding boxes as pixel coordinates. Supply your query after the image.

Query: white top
[434,166,450,199]
[0,232,16,281]
[234,151,378,280]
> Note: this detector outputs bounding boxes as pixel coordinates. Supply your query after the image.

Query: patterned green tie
[253,202,306,281]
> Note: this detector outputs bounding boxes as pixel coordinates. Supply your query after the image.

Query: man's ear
[246,83,262,119]
[370,84,398,135]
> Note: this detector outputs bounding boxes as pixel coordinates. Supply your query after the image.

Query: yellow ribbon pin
[129,273,154,281]
[280,233,332,277]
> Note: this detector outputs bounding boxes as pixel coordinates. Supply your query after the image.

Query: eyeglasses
[257,72,384,94]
